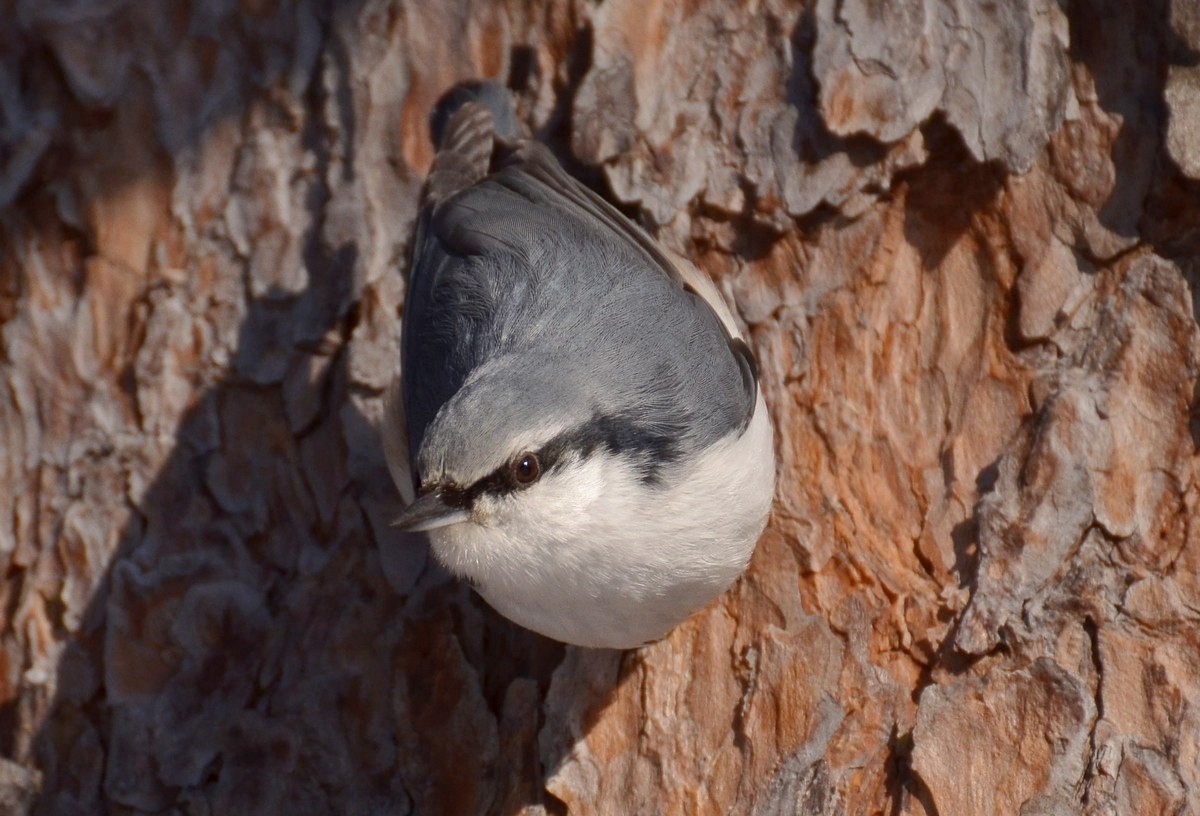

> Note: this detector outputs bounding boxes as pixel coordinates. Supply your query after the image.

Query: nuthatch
[385,81,775,648]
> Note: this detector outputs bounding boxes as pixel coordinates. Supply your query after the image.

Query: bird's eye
[512,453,541,485]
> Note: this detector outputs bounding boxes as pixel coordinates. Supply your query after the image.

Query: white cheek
[430,459,607,578]
[425,522,489,578]
[476,456,610,535]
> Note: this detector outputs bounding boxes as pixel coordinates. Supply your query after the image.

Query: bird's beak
[391,489,470,532]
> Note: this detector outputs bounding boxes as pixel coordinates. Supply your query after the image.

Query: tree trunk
[2,0,1198,813]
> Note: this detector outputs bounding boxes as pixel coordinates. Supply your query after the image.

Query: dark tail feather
[423,81,523,208]
[430,80,522,148]
[422,81,523,208]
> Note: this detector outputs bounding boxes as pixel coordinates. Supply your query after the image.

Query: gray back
[402,138,756,485]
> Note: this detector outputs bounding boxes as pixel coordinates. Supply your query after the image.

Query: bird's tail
[423,80,522,208]
[430,80,522,148]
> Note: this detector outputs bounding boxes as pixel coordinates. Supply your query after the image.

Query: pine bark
[1,0,1198,814]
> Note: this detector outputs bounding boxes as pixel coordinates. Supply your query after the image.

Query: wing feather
[401,96,759,464]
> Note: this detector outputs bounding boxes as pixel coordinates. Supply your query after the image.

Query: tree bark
[1,0,1198,813]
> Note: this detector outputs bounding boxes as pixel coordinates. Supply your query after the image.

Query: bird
[383,80,775,649]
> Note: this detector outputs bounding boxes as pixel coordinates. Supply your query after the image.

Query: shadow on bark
[1068,0,1200,443]
[29,288,614,814]
[5,3,622,813]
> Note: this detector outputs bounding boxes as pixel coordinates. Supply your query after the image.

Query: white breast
[427,393,776,648]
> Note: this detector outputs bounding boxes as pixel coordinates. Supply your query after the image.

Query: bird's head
[390,352,680,577]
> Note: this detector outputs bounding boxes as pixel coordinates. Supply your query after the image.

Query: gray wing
[495,139,760,383]
[402,109,756,475]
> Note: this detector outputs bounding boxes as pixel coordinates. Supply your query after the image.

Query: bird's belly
[473,547,748,649]
[433,395,776,649]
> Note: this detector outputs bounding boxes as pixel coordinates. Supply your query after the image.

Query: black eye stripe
[433,412,681,508]
[438,452,552,507]
[541,414,679,483]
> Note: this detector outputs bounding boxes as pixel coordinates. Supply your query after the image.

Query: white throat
[426,393,775,648]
